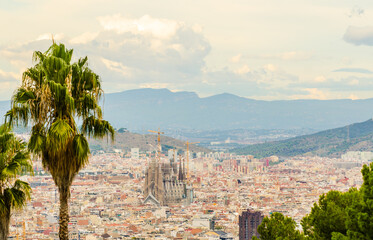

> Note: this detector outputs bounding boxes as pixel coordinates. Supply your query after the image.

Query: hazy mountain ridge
[232,119,373,158]
[1,88,373,131]
[102,88,373,131]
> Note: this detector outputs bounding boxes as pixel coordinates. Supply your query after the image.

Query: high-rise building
[239,209,264,240]
[131,148,139,160]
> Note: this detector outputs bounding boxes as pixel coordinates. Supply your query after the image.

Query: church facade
[143,157,193,206]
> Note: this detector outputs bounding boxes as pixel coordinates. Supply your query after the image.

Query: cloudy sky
[1,0,373,100]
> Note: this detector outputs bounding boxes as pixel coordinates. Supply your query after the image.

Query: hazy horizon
[1,1,373,101]
[1,87,373,103]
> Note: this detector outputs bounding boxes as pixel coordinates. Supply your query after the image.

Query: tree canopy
[0,124,32,240]
[301,188,361,239]
[252,163,373,240]
[6,42,114,240]
[253,212,304,240]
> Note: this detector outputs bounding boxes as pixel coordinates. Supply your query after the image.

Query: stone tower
[143,155,193,206]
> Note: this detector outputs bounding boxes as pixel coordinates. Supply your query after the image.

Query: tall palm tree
[0,124,32,240]
[6,42,114,240]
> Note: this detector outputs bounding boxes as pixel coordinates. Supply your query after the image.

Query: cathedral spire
[178,156,184,181]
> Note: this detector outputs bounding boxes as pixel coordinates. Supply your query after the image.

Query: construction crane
[148,129,164,161]
[185,141,199,181]
[23,221,25,240]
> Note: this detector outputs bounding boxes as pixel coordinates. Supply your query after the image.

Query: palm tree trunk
[0,212,10,240]
[58,184,70,240]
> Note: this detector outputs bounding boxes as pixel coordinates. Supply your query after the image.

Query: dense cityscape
[1,1,373,240]
[7,139,371,239]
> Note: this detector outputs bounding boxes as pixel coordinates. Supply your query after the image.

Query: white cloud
[348,6,364,18]
[230,54,241,63]
[280,51,311,60]
[139,83,170,89]
[69,32,99,44]
[234,65,250,75]
[264,64,276,72]
[98,14,180,39]
[344,26,373,46]
[0,69,19,80]
[314,76,326,82]
[258,51,311,61]
[291,88,328,100]
[0,15,211,97]
[101,58,131,77]
[348,79,359,86]
[0,6,370,101]
[349,94,359,100]
[36,33,64,41]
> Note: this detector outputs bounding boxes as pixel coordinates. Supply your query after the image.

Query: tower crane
[185,141,199,181]
[148,129,164,162]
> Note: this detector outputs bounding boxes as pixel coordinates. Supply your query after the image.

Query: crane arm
[148,130,164,134]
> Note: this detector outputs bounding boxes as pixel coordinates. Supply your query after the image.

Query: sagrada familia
[143,131,193,206]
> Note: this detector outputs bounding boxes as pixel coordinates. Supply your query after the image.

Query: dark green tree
[301,188,361,239]
[6,43,114,240]
[0,125,32,240]
[343,163,373,239]
[253,212,305,240]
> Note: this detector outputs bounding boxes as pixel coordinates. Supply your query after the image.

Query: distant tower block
[131,148,139,160]
[239,209,264,240]
[168,149,174,159]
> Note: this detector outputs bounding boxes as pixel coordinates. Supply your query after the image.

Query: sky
[0,0,373,101]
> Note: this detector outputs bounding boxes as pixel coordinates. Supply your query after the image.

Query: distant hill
[88,130,211,153]
[102,88,373,131]
[232,119,373,158]
[1,88,373,131]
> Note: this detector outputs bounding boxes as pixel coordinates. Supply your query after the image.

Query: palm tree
[6,42,114,240]
[0,124,32,240]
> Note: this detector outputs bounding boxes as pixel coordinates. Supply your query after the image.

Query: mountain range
[1,88,373,131]
[102,88,373,131]
[232,119,373,158]
[88,130,210,153]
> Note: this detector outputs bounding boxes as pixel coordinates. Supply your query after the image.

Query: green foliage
[6,42,114,239]
[0,124,32,239]
[246,164,373,240]
[301,189,361,240]
[233,119,373,158]
[342,163,373,239]
[117,128,127,133]
[301,163,373,240]
[253,212,305,240]
[6,42,114,186]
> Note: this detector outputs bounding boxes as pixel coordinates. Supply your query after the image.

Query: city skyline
[1,0,373,101]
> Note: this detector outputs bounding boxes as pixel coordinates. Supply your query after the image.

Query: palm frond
[14,88,36,104]
[28,131,45,155]
[1,162,20,179]
[82,116,115,141]
[23,67,44,86]
[0,195,8,216]
[72,134,89,168]
[12,151,32,174]
[76,93,102,118]
[32,51,45,63]
[3,181,31,211]
[47,119,74,152]
[0,124,32,215]
[46,80,75,113]
[5,105,30,127]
